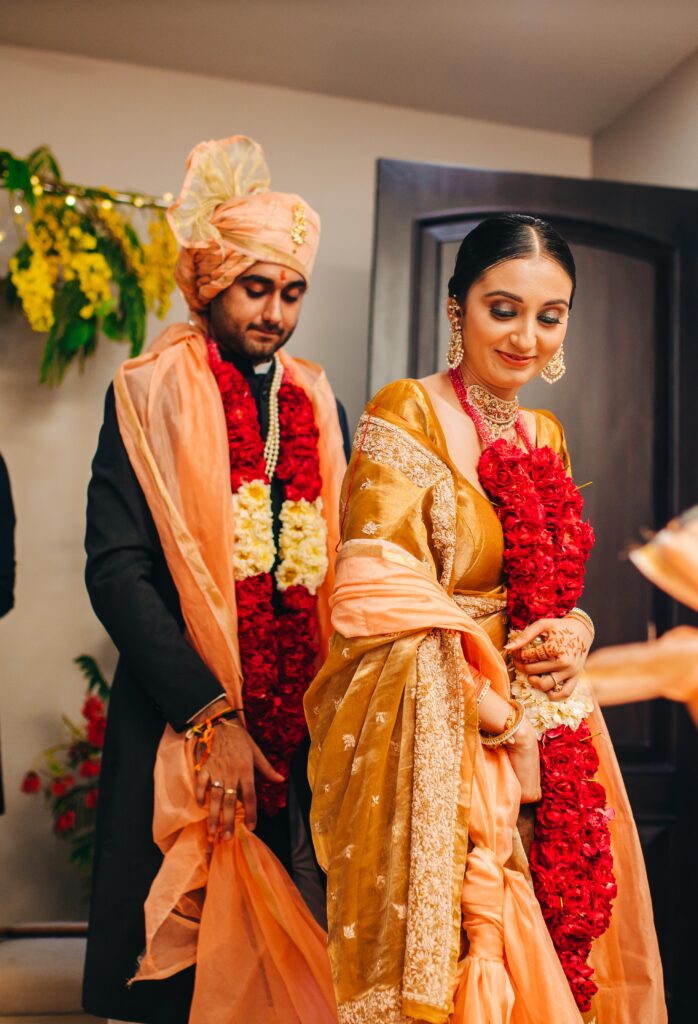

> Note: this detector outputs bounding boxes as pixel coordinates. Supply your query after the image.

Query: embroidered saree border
[402,630,472,1018]
[337,984,411,1024]
[453,593,507,618]
[352,414,456,588]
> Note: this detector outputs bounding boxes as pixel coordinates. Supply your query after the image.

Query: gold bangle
[567,607,595,642]
[480,699,525,747]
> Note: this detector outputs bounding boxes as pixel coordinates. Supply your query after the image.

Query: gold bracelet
[480,699,525,747]
[567,606,595,642]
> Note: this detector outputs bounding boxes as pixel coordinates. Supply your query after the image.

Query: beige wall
[0,44,593,923]
[593,49,698,189]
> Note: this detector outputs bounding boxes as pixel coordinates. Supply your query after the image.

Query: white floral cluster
[232,481,275,580]
[511,670,594,740]
[276,497,329,594]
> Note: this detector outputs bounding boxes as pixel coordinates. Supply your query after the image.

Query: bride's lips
[496,350,536,367]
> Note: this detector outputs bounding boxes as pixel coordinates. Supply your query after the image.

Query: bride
[305,214,666,1023]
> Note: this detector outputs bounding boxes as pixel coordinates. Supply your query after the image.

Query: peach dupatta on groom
[113,323,342,1023]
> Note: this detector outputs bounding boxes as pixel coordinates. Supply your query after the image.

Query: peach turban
[167,135,321,313]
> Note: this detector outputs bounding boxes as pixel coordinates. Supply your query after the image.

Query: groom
[82,136,348,1023]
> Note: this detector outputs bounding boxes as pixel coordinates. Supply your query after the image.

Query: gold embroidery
[362,520,379,536]
[402,630,465,1013]
[353,414,456,587]
[454,593,507,618]
[290,202,308,251]
[432,475,456,590]
[338,984,411,1024]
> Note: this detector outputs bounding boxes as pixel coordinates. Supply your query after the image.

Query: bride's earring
[541,344,566,384]
[447,298,464,369]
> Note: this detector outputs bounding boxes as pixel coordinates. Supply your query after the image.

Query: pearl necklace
[263,354,284,479]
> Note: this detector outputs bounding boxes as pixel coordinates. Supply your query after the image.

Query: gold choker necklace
[465,382,519,440]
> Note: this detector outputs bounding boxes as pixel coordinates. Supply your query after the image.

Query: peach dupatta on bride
[306,382,666,1024]
[113,323,344,1023]
[307,538,582,1024]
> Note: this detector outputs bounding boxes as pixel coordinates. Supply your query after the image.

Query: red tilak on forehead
[280,270,287,282]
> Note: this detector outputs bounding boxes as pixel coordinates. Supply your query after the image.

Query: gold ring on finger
[211,780,224,789]
[550,672,563,693]
[224,788,236,797]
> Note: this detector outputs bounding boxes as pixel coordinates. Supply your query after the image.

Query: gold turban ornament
[168,135,321,313]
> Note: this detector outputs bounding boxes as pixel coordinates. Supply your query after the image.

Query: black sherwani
[82,358,349,1023]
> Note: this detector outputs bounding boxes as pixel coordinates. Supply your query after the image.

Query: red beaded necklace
[448,367,534,451]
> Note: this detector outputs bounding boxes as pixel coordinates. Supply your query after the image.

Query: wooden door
[369,161,698,1022]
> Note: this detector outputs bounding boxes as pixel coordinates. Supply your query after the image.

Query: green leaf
[27,145,62,182]
[62,317,96,354]
[74,655,111,700]
[1,154,33,199]
[40,281,90,384]
[102,310,124,340]
[12,242,32,272]
[123,275,146,355]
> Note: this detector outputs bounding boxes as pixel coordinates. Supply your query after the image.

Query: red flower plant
[22,655,110,875]
[478,437,614,1012]
[208,343,324,816]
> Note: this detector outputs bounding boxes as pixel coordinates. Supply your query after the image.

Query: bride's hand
[506,716,541,803]
[506,616,593,702]
[477,688,541,803]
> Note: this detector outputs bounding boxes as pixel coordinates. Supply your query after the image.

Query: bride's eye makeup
[538,311,564,325]
[490,305,517,319]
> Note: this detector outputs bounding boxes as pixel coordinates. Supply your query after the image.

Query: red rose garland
[207,342,325,816]
[478,440,594,630]
[477,437,616,1012]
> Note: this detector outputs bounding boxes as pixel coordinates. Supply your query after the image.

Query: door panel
[368,161,698,1021]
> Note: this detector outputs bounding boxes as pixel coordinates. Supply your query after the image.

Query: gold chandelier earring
[447,297,464,369]
[541,344,566,384]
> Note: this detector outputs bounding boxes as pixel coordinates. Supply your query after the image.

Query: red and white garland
[450,369,616,1013]
[208,341,328,816]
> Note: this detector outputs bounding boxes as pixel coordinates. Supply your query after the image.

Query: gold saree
[305,380,666,1024]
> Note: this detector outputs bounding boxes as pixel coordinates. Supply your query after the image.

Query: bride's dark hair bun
[448,213,576,308]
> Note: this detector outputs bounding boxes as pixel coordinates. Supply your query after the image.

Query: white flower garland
[232,481,275,579]
[276,497,329,594]
[511,669,594,740]
[232,484,328,593]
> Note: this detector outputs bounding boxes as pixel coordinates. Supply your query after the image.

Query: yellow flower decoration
[9,249,56,332]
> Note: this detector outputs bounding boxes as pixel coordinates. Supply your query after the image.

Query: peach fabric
[582,703,667,1023]
[331,540,583,1023]
[331,539,510,692]
[113,322,344,1021]
[330,539,666,1023]
[629,509,698,612]
[168,135,321,313]
[451,747,581,1024]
